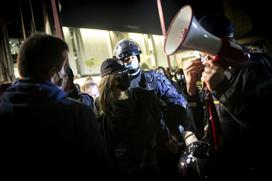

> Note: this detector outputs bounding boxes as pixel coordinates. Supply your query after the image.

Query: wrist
[183,131,198,146]
[186,84,197,96]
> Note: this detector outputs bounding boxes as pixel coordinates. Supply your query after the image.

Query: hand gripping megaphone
[164,5,249,67]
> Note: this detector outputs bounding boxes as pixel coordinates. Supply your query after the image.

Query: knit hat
[100,58,126,77]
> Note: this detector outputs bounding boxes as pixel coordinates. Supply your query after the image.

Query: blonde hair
[98,74,121,117]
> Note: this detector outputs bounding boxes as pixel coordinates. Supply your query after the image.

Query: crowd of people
[1,13,271,180]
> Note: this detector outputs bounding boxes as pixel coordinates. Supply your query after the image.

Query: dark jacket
[66,83,95,109]
[130,70,189,136]
[0,79,112,175]
[131,70,187,108]
[185,53,272,178]
[99,88,170,176]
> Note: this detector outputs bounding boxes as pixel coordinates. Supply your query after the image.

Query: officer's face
[121,55,137,65]
[121,55,139,70]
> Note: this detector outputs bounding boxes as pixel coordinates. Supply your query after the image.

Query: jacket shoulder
[142,70,166,82]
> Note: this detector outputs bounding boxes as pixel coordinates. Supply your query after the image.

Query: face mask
[115,73,130,91]
[125,58,139,71]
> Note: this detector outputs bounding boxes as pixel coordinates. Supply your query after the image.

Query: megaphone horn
[164,5,249,66]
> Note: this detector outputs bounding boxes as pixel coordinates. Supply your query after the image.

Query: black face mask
[115,72,130,91]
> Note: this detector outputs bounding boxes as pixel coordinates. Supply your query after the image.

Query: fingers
[185,59,203,68]
[183,59,204,95]
[184,59,204,74]
[186,67,204,76]
[201,65,222,81]
[201,62,225,91]
[202,60,223,75]
[203,59,221,69]
[201,71,212,83]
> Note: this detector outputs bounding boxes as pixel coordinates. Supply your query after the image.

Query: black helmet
[199,15,235,38]
[113,39,142,60]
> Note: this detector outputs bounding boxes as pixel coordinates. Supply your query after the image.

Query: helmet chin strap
[128,67,140,78]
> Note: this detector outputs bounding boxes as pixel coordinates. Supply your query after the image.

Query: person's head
[99,57,130,93]
[198,15,236,67]
[17,33,69,81]
[174,68,185,81]
[85,83,99,99]
[113,38,142,77]
[83,77,99,99]
[199,14,235,39]
[98,58,130,116]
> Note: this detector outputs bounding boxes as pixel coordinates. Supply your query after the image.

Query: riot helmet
[113,38,142,60]
[113,39,142,77]
[199,15,235,38]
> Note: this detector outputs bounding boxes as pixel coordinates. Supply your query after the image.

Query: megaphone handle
[204,86,221,151]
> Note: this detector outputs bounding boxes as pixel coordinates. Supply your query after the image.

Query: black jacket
[99,88,170,175]
[130,70,190,138]
[185,53,272,178]
[0,79,112,176]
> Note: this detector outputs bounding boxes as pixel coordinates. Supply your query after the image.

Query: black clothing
[100,58,126,77]
[0,79,112,176]
[99,88,170,176]
[130,70,187,107]
[130,70,189,132]
[186,53,272,179]
[67,83,95,109]
[129,70,190,177]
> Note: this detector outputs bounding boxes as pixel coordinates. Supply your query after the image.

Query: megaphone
[164,5,249,67]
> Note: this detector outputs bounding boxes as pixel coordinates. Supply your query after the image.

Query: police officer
[113,39,188,126]
[113,39,194,175]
